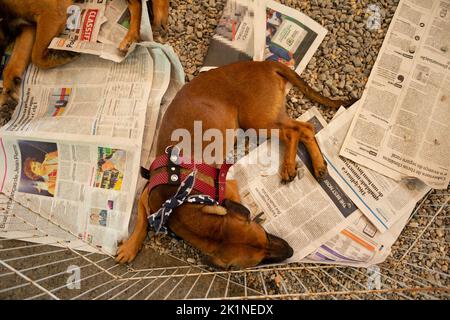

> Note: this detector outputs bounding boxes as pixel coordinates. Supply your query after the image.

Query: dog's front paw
[43,51,80,69]
[0,90,17,109]
[115,239,141,264]
[0,93,9,108]
[119,34,140,55]
[280,162,298,184]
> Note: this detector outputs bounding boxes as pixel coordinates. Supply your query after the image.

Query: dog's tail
[272,61,356,109]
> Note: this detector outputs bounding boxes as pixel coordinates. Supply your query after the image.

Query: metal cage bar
[0,188,449,300]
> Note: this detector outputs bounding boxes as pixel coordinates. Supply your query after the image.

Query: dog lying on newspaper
[116,61,354,269]
[0,0,169,109]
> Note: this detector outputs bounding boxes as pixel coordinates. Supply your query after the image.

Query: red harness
[141,148,232,204]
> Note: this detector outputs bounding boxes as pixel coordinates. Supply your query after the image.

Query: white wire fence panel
[0,188,449,300]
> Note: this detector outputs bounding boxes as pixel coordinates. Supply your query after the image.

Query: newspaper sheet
[229,108,360,262]
[340,0,450,189]
[301,205,413,267]
[299,106,430,266]
[130,43,186,233]
[316,102,430,232]
[201,0,327,75]
[49,0,152,63]
[0,44,178,255]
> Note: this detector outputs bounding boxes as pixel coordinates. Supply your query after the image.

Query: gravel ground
[0,0,448,299]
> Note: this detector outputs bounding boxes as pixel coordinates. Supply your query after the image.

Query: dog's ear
[222,199,250,221]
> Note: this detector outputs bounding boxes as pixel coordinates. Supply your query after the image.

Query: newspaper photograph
[253,0,327,74]
[229,108,360,262]
[0,44,179,255]
[340,0,450,189]
[201,0,327,75]
[49,0,152,63]
[316,103,430,232]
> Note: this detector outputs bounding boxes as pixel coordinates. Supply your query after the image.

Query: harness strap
[147,171,217,199]
[217,163,232,204]
[150,153,219,179]
[144,148,232,204]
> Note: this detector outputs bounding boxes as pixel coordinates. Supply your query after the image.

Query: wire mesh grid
[0,187,448,300]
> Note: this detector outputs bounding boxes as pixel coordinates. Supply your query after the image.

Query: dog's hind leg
[119,0,142,54]
[31,16,78,69]
[0,25,35,110]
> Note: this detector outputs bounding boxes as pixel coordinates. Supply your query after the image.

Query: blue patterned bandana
[148,170,218,234]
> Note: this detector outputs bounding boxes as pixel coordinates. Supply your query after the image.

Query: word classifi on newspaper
[49,0,153,63]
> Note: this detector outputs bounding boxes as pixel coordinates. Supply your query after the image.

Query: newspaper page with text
[301,205,413,267]
[317,102,430,232]
[0,45,176,254]
[340,0,450,189]
[301,106,428,266]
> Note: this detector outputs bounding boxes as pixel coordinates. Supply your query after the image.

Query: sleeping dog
[0,0,169,110]
[116,61,354,269]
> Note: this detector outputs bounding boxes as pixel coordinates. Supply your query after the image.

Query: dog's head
[166,199,293,269]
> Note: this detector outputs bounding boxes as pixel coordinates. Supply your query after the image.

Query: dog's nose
[260,233,293,265]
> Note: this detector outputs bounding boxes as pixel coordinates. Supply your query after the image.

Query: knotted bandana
[148,170,218,234]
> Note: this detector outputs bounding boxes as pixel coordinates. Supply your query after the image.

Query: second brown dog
[0,0,169,110]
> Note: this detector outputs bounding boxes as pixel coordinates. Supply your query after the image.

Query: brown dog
[0,0,169,109]
[116,61,353,269]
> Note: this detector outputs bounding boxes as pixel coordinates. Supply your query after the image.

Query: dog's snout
[261,233,293,265]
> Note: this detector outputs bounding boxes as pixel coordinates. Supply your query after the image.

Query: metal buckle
[167,146,181,185]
